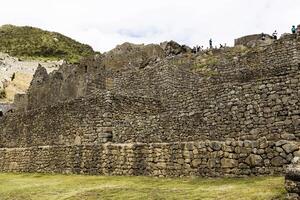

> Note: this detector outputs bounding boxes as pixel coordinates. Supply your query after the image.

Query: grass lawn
[0,173,285,200]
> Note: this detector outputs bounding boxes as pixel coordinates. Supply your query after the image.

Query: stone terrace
[0,35,300,177]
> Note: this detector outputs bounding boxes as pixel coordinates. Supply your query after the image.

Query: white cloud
[0,0,299,52]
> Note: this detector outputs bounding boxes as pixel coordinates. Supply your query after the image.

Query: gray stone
[283,143,299,154]
[271,156,286,166]
[245,154,263,167]
[286,193,299,200]
[258,137,268,149]
[282,134,297,140]
[210,141,222,151]
[275,140,288,147]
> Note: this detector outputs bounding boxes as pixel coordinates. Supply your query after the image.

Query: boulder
[160,41,191,56]
[258,137,268,148]
[283,143,299,154]
[245,154,263,167]
[210,141,222,151]
[275,140,288,147]
[271,156,287,166]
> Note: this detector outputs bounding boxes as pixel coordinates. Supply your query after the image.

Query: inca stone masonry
[0,33,300,179]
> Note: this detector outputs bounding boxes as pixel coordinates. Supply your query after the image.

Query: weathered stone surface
[210,141,222,151]
[283,144,299,154]
[258,137,269,149]
[286,193,300,200]
[245,154,263,167]
[285,179,300,194]
[74,136,81,145]
[234,34,273,47]
[285,157,300,198]
[271,156,286,166]
[276,140,288,147]
[0,140,294,177]
[221,158,238,168]
[160,41,191,55]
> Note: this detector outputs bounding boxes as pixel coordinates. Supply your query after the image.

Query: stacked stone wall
[0,140,299,177]
[1,36,300,177]
[111,67,300,143]
[0,92,162,148]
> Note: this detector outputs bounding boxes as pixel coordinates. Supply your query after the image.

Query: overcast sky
[0,0,299,52]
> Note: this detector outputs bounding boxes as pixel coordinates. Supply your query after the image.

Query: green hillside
[0,24,95,62]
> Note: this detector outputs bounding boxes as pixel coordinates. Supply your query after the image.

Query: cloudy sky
[0,0,299,52]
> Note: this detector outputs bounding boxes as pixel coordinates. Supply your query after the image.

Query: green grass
[0,173,286,200]
[0,24,95,63]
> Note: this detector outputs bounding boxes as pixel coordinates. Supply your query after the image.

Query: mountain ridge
[0,24,95,62]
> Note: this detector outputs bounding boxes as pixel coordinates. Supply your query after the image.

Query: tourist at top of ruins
[209,39,213,49]
[272,30,278,40]
[292,25,296,34]
[261,33,266,40]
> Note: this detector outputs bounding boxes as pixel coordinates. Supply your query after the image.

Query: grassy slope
[0,174,285,200]
[0,25,95,62]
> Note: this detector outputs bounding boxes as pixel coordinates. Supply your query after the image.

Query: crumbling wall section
[26,56,106,110]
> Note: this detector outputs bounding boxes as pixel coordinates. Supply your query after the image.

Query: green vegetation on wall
[0,25,95,63]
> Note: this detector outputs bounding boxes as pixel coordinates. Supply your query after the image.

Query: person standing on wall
[292,25,296,34]
[261,33,266,40]
[272,30,278,40]
[209,39,213,49]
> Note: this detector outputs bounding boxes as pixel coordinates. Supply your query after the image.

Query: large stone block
[245,154,263,167]
[221,158,238,168]
[271,156,287,166]
[283,143,299,154]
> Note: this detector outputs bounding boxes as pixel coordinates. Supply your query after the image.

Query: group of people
[261,31,277,40]
[193,25,300,54]
[262,25,300,41]
[291,25,300,34]
[192,39,227,54]
[192,45,204,53]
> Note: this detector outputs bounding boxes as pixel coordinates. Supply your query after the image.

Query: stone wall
[1,37,300,145]
[234,33,273,47]
[285,157,300,199]
[0,92,162,148]
[0,140,298,177]
[0,35,300,177]
[2,70,299,146]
